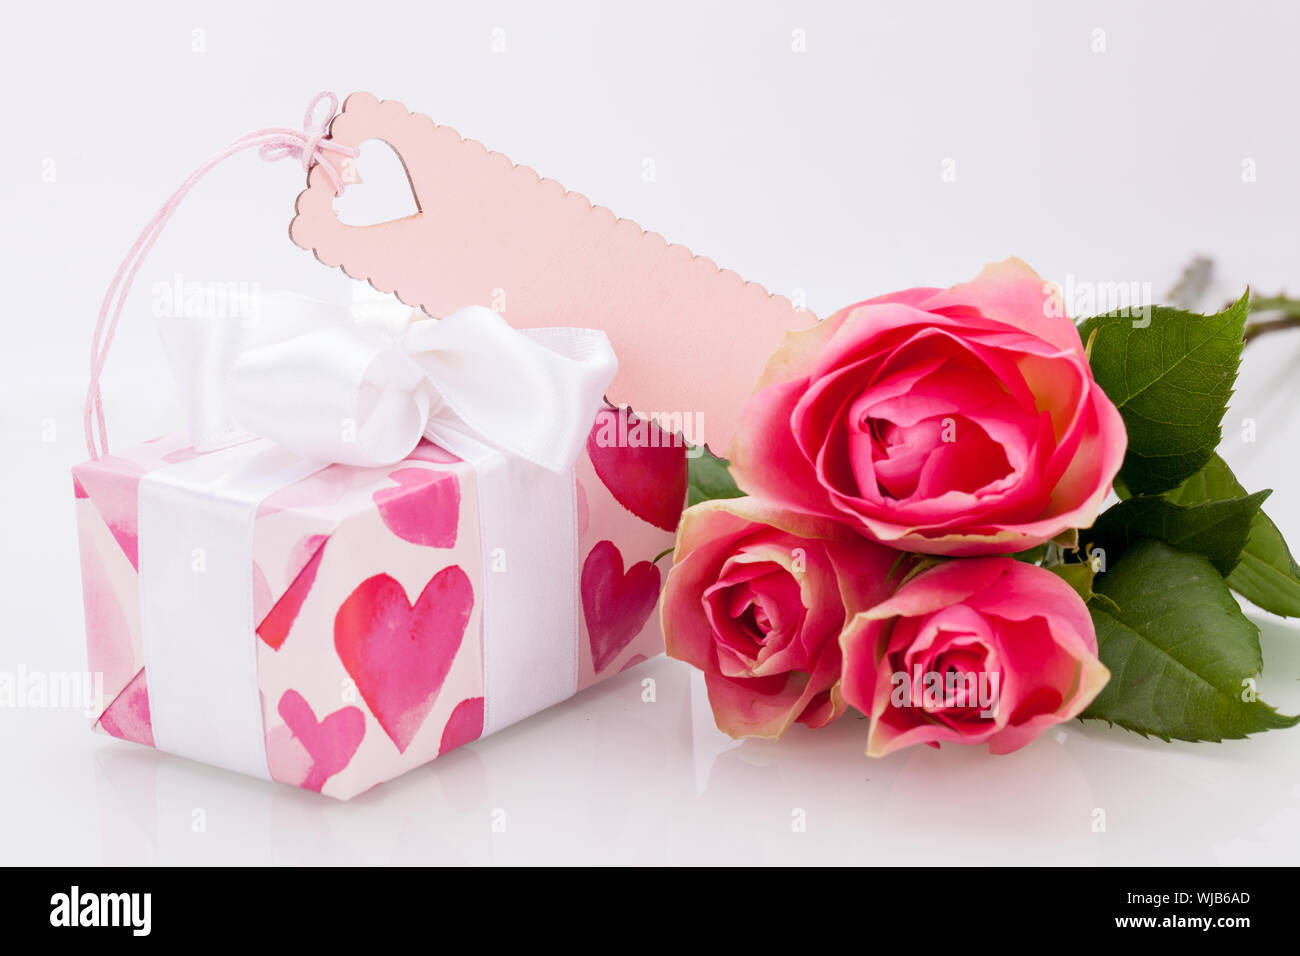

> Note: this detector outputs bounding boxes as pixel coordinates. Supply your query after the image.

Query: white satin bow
[158,290,618,470]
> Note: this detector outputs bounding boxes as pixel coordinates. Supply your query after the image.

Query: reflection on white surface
[27,626,1284,866]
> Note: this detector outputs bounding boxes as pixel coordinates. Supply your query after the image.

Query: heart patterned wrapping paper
[73,418,680,799]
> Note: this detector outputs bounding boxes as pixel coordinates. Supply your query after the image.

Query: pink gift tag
[290,92,810,451]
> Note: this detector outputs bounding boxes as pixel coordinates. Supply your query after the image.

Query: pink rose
[728,259,1126,555]
[662,497,902,738]
[840,557,1109,755]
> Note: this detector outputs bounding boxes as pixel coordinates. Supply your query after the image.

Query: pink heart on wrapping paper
[98,668,154,748]
[581,540,661,674]
[270,690,366,793]
[286,533,329,584]
[257,536,329,651]
[619,654,649,673]
[252,561,274,628]
[334,567,474,753]
[263,723,312,787]
[74,456,144,570]
[438,697,485,756]
[586,407,688,532]
[373,467,460,547]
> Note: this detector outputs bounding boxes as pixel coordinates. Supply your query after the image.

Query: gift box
[74,297,681,799]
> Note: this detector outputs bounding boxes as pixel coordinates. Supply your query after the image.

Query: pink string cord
[82,92,359,459]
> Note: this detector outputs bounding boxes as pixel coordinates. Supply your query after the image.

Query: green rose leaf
[687,447,743,506]
[1081,490,1268,577]
[1010,544,1048,565]
[1081,538,1298,741]
[1167,454,1300,617]
[1079,293,1248,495]
[1048,561,1096,602]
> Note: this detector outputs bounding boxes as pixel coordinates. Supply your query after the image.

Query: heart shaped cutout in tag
[333,139,420,227]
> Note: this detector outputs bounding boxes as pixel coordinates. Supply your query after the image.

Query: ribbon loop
[406,308,618,473]
[167,292,617,471]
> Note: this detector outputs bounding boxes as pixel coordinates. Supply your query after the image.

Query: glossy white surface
[2,0,1298,865]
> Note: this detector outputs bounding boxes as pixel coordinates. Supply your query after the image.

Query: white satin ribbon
[158,290,617,472]
[139,441,323,780]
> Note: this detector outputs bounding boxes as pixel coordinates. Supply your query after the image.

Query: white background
[3,0,1299,864]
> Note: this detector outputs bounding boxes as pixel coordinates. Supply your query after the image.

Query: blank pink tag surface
[289,92,811,451]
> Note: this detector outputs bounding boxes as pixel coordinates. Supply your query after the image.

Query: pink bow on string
[83,92,360,459]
